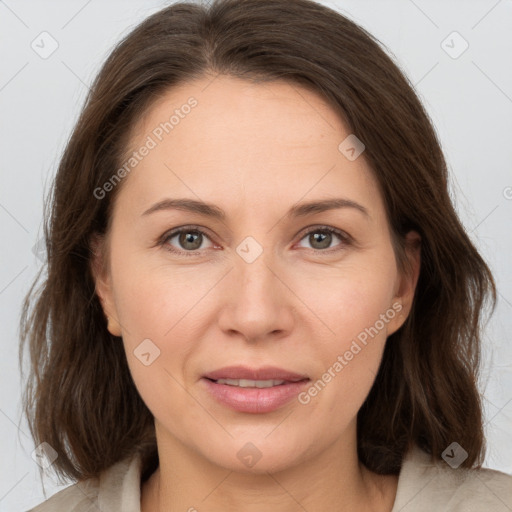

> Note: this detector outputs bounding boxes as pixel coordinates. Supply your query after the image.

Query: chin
[198,437,311,475]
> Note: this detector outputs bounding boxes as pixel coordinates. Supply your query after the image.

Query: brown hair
[19,0,497,487]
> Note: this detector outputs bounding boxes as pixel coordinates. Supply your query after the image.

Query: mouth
[203,365,309,382]
[204,378,299,388]
[201,366,310,413]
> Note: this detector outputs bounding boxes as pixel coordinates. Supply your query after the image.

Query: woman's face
[93,75,420,473]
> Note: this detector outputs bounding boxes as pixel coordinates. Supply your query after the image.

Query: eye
[296,226,351,253]
[158,224,351,257]
[160,225,215,256]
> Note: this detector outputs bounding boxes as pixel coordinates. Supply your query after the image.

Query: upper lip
[203,365,309,382]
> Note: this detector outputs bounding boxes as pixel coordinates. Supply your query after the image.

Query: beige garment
[28,444,512,511]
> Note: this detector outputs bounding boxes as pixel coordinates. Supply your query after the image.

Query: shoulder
[27,454,142,512]
[393,444,512,511]
[27,477,100,512]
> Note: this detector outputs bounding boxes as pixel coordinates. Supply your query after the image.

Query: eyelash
[158,224,352,258]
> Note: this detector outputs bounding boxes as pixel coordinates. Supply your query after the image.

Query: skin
[92,74,421,512]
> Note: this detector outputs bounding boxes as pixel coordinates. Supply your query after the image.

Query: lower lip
[201,378,310,413]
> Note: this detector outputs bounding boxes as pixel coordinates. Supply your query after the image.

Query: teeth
[215,378,286,388]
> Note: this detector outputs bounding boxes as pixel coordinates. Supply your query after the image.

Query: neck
[141,421,398,512]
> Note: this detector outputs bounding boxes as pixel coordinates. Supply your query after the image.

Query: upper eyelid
[163,225,217,243]
[161,224,350,248]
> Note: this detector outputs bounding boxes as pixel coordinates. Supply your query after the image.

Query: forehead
[118,75,382,219]
[130,75,344,152]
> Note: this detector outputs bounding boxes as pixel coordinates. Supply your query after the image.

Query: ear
[90,233,122,337]
[387,230,421,336]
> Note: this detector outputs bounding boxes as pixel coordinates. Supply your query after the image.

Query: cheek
[106,243,192,404]
[314,287,392,390]
[294,255,397,347]
[111,259,202,426]
[109,238,200,340]
[295,255,397,406]
[113,273,199,399]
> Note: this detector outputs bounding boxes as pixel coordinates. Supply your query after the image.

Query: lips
[201,365,310,413]
[203,365,309,383]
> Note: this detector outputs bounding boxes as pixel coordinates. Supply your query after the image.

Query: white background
[1,0,511,510]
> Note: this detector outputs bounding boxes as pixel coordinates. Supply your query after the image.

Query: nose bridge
[234,234,278,299]
[224,202,287,297]
[216,233,294,340]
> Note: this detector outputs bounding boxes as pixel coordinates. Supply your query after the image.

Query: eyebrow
[142,197,370,220]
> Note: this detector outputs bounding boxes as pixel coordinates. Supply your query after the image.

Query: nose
[216,242,295,343]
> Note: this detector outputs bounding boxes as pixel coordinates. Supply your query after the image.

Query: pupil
[312,232,330,249]
[180,231,201,250]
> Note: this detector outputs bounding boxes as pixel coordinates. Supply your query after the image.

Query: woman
[21,0,512,510]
